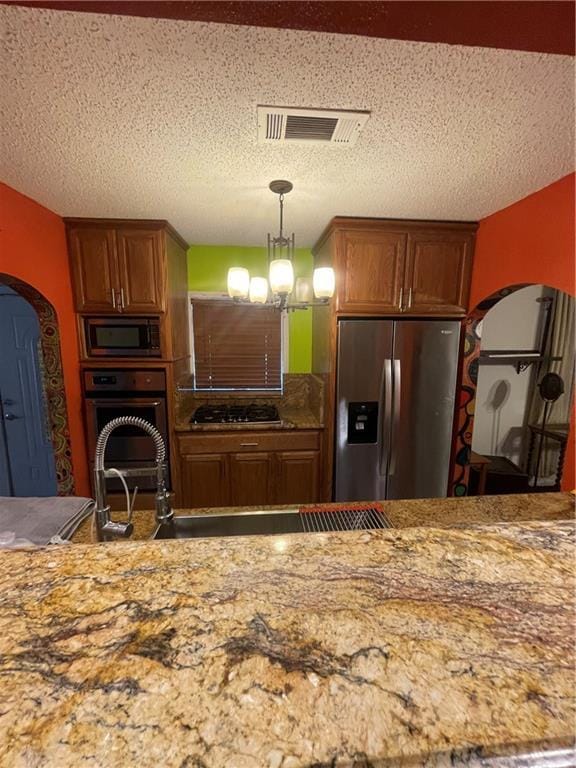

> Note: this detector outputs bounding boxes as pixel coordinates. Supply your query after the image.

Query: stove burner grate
[192,403,280,424]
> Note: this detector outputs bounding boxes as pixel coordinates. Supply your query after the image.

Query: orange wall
[471,172,576,490]
[0,182,89,496]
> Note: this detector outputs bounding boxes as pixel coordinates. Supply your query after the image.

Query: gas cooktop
[191,404,280,424]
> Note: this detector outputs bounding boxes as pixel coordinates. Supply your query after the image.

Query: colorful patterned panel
[450,284,531,496]
[0,275,75,496]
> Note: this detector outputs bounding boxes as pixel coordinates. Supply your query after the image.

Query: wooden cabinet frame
[312,216,478,502]
[177,430,322,508]
[65,218,187,316]
[66,218,190,363]
[314,217,477,318]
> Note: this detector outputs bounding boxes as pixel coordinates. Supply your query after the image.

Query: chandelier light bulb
[295,277,312,303]
[313,267,336,299]
[269,259,294,295]
[249,276,269,304]
[227,267,250,299]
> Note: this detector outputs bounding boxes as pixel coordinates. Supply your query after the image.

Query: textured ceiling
[1,6,574,247]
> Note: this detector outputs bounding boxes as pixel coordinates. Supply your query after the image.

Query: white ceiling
[1,6,574,248]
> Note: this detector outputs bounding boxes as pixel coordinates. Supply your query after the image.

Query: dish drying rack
[299,502,391,533]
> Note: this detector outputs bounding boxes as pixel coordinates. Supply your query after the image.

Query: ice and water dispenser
[347,402,378,444]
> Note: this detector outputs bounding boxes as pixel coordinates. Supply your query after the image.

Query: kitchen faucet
[93,416,173,541]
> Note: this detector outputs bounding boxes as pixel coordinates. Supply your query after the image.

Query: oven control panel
[83,370,166,393]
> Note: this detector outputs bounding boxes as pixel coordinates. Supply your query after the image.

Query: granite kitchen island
[1,493,575,767]
[71,491,575,543]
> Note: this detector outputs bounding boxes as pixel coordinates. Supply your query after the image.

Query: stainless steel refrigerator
[335,319,461,501]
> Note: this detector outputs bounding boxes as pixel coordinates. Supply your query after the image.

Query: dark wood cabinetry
[314,218,477,317]
[339,230,407,313]
[116,229,165,312]
[70,219,190,508]
[68,227,119,312]
[229,452,274,506]
[66,219,184,315]
[404,230,474,314]
[66,218,189,363]
[177,431,321,508]
[275,450,320,505]
[180,454,229,508]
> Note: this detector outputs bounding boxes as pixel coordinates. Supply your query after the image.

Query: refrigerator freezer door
[335,320,394,501]
[387,320,461,499]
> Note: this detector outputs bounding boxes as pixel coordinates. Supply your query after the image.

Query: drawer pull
[240,442,259,447]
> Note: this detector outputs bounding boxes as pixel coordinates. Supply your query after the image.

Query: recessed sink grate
[299,503,390,533]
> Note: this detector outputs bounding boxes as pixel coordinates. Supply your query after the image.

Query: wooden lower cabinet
[229,452,274,506]
[178,431,321,508]
[274,451,320,504]
[180,454,229,508]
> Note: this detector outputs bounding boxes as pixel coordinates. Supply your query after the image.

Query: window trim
[188,292,288,392]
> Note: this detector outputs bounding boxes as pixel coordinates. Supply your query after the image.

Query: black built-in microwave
[84,317,161,357]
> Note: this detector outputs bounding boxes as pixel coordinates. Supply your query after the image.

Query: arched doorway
[0,274,75,495]
[452,283,574,496]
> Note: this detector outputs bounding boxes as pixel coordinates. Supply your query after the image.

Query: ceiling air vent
[258,106,370,147]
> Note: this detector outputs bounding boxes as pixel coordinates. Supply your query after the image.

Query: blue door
[0,286,58,496]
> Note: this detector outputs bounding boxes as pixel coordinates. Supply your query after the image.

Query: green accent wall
[187,244,313,373]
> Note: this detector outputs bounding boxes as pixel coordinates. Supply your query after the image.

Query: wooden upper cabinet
[313,218,477,317]
[66,220,185,315]
[116,229,165,312]
[405,230,474,314]
[67,227,118,312]
[336,230,407,314]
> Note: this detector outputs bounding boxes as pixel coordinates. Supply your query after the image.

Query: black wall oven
[84,369,169,491]
[84,317,161,357]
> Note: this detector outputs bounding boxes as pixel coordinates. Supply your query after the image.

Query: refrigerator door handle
[389,359,402,476]
[379,359,393,477]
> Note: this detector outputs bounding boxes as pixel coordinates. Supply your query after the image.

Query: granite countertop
[1,517,574,766]
[72,492,575,544]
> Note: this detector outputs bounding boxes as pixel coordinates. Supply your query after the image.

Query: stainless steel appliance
[84,370,169,491]
[84,317,161,357]
[335,319,461,501]
[191,403,280,424]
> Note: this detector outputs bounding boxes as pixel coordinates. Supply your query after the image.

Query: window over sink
[191,299,283,391]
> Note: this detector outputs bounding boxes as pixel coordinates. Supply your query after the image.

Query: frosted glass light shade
[313,267,335,298]
[249,276,268,304]
[227,267,250,298]
[295,277,312,303]
[269,259,294,294]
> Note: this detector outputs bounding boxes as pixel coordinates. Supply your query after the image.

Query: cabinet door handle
[407,287,413,308]
[240,442,259,447]
[120,288,125,311]
[111,288,116,309]
[398,287,404,310]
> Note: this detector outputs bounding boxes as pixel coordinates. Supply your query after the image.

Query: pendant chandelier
[227,180,335,311]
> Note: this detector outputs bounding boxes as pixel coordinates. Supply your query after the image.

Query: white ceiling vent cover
[257,106,370,146]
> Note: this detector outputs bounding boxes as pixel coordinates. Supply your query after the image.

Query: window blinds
[192,300,282,390]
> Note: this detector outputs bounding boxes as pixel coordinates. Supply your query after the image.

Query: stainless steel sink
[153,506,390,540]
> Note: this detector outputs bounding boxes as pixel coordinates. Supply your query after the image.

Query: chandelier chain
[278,193,284,239]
